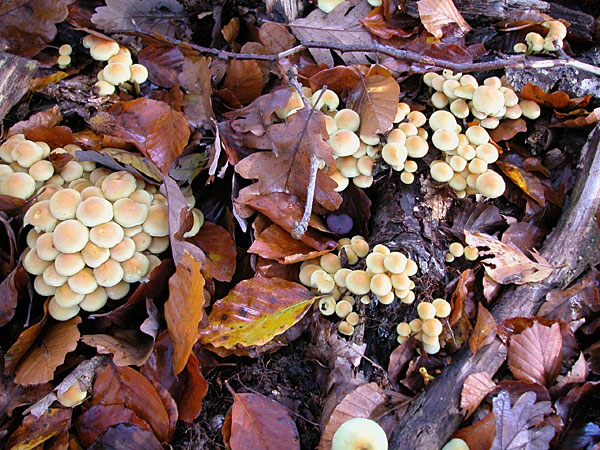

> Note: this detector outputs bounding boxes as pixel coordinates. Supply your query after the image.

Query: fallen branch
[388,124,600,448]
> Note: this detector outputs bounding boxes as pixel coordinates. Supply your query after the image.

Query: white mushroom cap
[329,130,361,157]
[49,188,81,220]
[90,221,124,248]
[475,170,506,198]
[53,220,89,253]
[472,86,505,116]
[129,64,149,84]
[90,39,120,61]
[106,280,130,300]
[101,171,137,201]
[0,172,36,199]
[48,297,79,321]
[331,418,388,450]
[429,110,457,131]
[103,63,131,85]
[79,286,108,312]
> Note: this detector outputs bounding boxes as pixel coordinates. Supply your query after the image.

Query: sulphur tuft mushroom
[331,417,388,450]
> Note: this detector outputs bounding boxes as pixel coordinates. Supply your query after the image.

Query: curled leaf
[461,372,497,419]
[417,0,472,38]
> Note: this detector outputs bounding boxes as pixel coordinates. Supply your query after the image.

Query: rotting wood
[0,53,38,121]
[387,123,600,449]
[266,0,303,22]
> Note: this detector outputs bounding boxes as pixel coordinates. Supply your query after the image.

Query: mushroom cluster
[426,111,506,198]
[423,71,541,129]
[0,135,203,322]
[513,20,568,54]
[299,237,419,336]
[445,241,479,263]
[83,34,149,96]
[396,298,451,354]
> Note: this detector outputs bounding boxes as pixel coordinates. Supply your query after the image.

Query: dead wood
[0,53,38,121]
[385,124,600,449]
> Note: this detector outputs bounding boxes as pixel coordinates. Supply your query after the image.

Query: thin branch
[292,154,319,240]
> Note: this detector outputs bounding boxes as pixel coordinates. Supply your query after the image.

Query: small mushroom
[417,301,436,320]
[345,270,372,295]
[475,170,506,198]
[332,418,388,450]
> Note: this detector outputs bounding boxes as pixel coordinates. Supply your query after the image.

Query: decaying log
[0,52,38,121]
[386,124,600,449]
[266,0,303,22]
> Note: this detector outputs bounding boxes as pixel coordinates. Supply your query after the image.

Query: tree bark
[0,52,38,121]
[387,124,600,449]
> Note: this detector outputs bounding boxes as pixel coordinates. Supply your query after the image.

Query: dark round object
[327,213,353,235]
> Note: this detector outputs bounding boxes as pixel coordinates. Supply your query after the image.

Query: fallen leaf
[165,252,206,375]
[319,383,389,450]
[91,363,170,442]
[451,200,504,234]
[221,17,240,43]
[520,83,591,110]
[490,390,554,450]
[6,408,71,449]
[461,372,497,419]
[81,330,154,366]
[218,60,263,106]
[138,45,185,88]
[508,322,563,386]
[489,118,527,142]
[92,0,189,38]
[88,423,163,449]
[258,22,297,54]
[551,107,600,128]
[550,352,589,397]
[188,221,237,282]
[334,183,372,237]
[361,6,419,40]
[75,404,152,447]
[178,56,215,128]
[465,231,558,285]
[417,0,471,38]
[469,303,498,355]
[501,222,543,253]
[496,161,545,206]
[289,0,375,67]
[105,98,191,174]
[346,65,400,137]
[455,411,497,450]
[5,302,50,375]
[308,66,361,97]
[29,71,70,91]
[554,381,600,448]
[227,391,300,450]
[0,265,28,328]
[7,105,62,137]
[14,316,81,386]
[198,277,315,351]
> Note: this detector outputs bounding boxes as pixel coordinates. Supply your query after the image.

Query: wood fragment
[0,52,38,121]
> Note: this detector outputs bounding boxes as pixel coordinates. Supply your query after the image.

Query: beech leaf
[188,221,237,282]
[198,277,315,351]
[469,303,498,355]
[520,83,591,110]
[551,107,600,128]
[508,322,563,387]
[81,331,154,367]
[219,59,264,106]
[89,423,163,449]
[417,0,472,39]
[0,265,28,328]
[461,372,497,419]
[465,231,558,285]
[178,56,215,128]
[6,407,71,449]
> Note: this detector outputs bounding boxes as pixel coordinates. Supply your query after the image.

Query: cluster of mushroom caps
[426,111,506,198]
[513,20,568,54]
[445,241,478,263]
[82,34,149,96]
[423,70,541,129]
[299,236,419,336]
[396,298,451,355]
[0,134,203,322]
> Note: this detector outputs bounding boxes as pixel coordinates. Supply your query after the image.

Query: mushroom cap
[370,273,392,296]
[365,252,385,274]
[24,200,58,231]
[68,267,99,295]
[81,241,110,268]
[129,64,149,84]
[311,89,339,111]
[23,248,51,275]
[55,283,84,308]
[381,142,407,166]
[105,280,131,300]
[123,224,143,237]
[337,156,360,178]
[449,173,467,191]
[90,221,124,248]
[442,79,460,99]
[57,55,71,67]
[431,92,449,109]
[28,160,54,181]
[143,204,169,237]
[423,340,441,355]
[112,198,149,228]
[480,117,500,129]
[409,318,423,332]
[49,188,81,220]
[432,298,451,318]
[519,100,541,119]
[79,286,108,312]
[422,72,438,87]
[445,252,455,262]
[148,235,170,254]
[131,231,152,252]
[396,322,412,337]
[384,252,408,274]
[432,129,459,152]
[45,174,65,187]
[373,244,390,255]
[475,143,498,164]
[320,253,342,274]
[101,171,137,201]
[109,52,133,65]
[398,122,417,136]
[483,76,502,89]
[341,245,359,265]
[359,134,380,146]
[476,170,506,198]
[449,155,467,172]
[345,270,372,295]
[525,32,545,51]
[403,160,418,173]
[405,259,418,276]
[43,263,68,287]
[405,135,429,158]
[70,179,93,193]
[331,418,388,450]
[450,99,470,118]
[146,254,161,277]
[60,161,83,182]
[90,39,120,61]
[430,161,454,183]
[504,104,522,120]
[333,268,351,288]
[356,155,376,177]
[441,438,470,450]
[387,129,406,145]
[56,380,87,408]
[89,167,112,184]
[103,63,131,85]
[53,219,89,254]
[453,85,475,100]
[329,130,360,157]
[26,228,40,249]
[183,208,205,239]
[513,43,527,53]
[400,171,414,184]
[129,189,152,206]
[310,269,335,294]
[11,141,43,168]
[422,318,443,336]
[468,158,488,174]
[81,186,105,200]
[431,75,445,91]
[94,80,116,96]
[34,275,57,296]
[338,321,355,335]
[457,144,476,161]
[465,126,489,146]
[391,273,410,291]
[429,110,457,132]
[335,299,353,318]
[417,301,436,320]
[48,297,80,321]
[378,291,395,304]
[318,296,336,316]
[346,311,359,326]
[54,252,86,277]
[94,258,124,287]
[334,109,361,132]
[317,0,344,13]
[407,111,427,128]
[330,171,349,192]
[36,232,59,261]
[449,242,464,257]
[472,86,505,116]
[122,252,150,283]
[1,172,36,199]
[464,245,479,261]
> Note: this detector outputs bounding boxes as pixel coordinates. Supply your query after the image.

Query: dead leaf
[165,252,206,375]
[178,56,215,128]
[455,411,497,450]
[361,6,420,40]
[319,383,388,450]
[14,316,81,386]
[198,277,315,352]
[489,118,528,142]
[0,0,73,57]
[346,65,400,137]
[289,0,375,67]
[451,200,504,234]
[81,330,154,366]
[221,17,240,43]
[91,0,189,38]
[469,303,498,355]
[508,322,563,387]
[91,363,170,442]
[188,221,237,282]
[217,60,264,107]
[7,105,62,137]
[417,0,471,38]
[29,71,71,91]
[88,423,163,449]
[259,22,297,54]
[551,107,600,128]
[97,147,163,182]
[227,391,300,450]
[501,222,543,253]
[490,390,554,450]
[308,66,361,97]
[5,302,50,375]
[104,98,191,174]
[461,372,497,419]
[550,352,589,397]
[520,83,591,110]
[465,231,558,285]
[138,45,185,88]
[0,266,28,328]
[496,161,545,206]
[7,408,71,449]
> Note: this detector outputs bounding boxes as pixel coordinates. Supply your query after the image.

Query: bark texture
[0,52,38,121]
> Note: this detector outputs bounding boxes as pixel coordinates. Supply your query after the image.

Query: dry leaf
[75,404,152,447]
[227,391,300,450]
[289,0,375,67]
[259,22,297,54]
[14,317,81,386]
[88,423,163,449]
[98,147,162,181]
[508,322,563,387]
[361,6,420,40]
[465,231,558,285]
[165,252,206,375]
[188,221,237,282]
[496,161,546,206]
[455,411,497,450]
[308,66,361,97]
[520,83,591,110]
[0,266,28,328]
[221,17,240,43]
[198,277,315,351]
[178,56,215,128]
[138,45,185,88]
[7,105,62,137]
[489,118,528,142]
[469,303,498,355]
[551,107,600,128]
[81,330,154,367]
[417,0,472,38]
[461,372,497,419]
[218,59,263,106]
[7,408,71,448]
[550,352,589,397]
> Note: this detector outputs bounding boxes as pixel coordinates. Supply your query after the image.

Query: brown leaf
[550,352,589,397]
[94,147,163,182]
[14,316,81,386]
[92,363,170,442]
[449,269,476,327]
[165,252,206,375]
[346,65,400,137]
[219,60,263,106]
[0,0,73,57]
[259,22,297,54]
[489,118,528,142]
[0,266,28,328]
[308,66,361,96]
[188,221,237,282]
[81,330,154,366]
[5,302,49,375]
[7,105,62,137]
[138,45,185,88]
[105,98,191,174]
[226,391,300,450]
[508,321,563,386]
[7,408,71,448]
[288,0,375,67]
[417,0,472,38]
[461,372,497,419]
[319,383,388,450]
[496,160,546,206]
[520,83,591,110]
[455,411,496,450]
[221,17,240,43]
[361,6,420,39]
[29,71,70,91]
[551,107,600,128]
[465,231,558,285]
[198,277,315,352]
[89,423,163,449]
[178,56,215,128]
[336,183,372,238]
[469,303,498,355]
[501,222,543,253]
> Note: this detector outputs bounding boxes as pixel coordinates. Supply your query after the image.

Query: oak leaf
[469,303,498,355]
[461,372,497,419]
[465,231,558,285]
[417,0,471,38]
[198,277,315,351]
